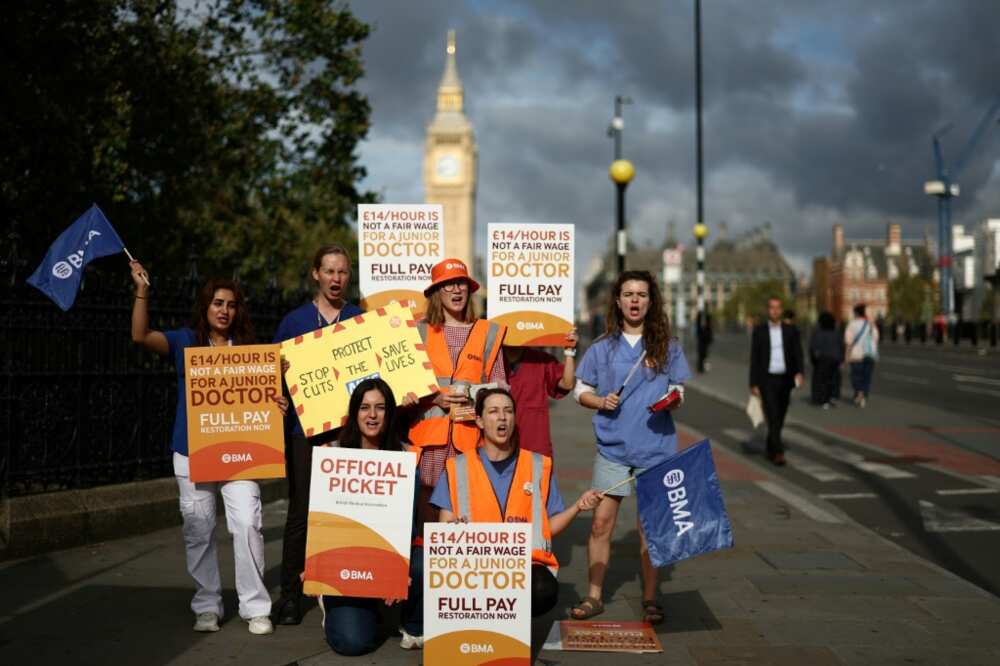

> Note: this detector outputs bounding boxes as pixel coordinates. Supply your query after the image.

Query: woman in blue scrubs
[570,270,690,625]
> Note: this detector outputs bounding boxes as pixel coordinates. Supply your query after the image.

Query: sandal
[642,599,664,625]
[569,596,604,620]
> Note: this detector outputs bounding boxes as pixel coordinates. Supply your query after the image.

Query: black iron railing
[1,232,306,497]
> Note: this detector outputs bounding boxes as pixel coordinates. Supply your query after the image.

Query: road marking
[919,500,1000,533]
[881,371,930,385]
[818,493,877,500]
[790,459,852,482]
[881,357,987,374]
[956,385,1000,399]
[953,374,1000,387]
[755,480,842,523]
[781,430,916,479]
[936,488,1000,496]
[722,427,751,443]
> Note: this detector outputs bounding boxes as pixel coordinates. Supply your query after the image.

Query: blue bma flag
[636,439,734,568]
[26,204,126,311]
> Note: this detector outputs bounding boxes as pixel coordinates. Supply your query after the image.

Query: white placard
[358,203,445,317]
[424,522,531,664]
[487,223,574,346]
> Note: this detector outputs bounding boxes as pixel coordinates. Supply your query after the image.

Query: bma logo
[515,321,544,331]
[662,469,684,488]
[221,453,253,464]
[51,230,103,280]
[340,569,374,581]
[459,643,494,655]
[445,261,465,271]
[662,468,694,536]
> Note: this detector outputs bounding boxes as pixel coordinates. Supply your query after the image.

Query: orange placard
[184,344,284,482]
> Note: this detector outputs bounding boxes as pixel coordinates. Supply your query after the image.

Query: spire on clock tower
[437,30,463,113]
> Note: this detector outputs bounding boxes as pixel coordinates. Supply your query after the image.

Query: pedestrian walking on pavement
[502,328,578,458]
[810,311,843,408]
[128,261,279,636]
[271,244,364,626]
[318,378,424,655]
[570,270,691,625]
[695,310,713,373]
[749,297,804,466]
[844,303,879,408]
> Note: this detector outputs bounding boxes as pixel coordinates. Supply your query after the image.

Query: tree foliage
[721,278,790,325]
[888,273,935,321]
[2,0,374,292]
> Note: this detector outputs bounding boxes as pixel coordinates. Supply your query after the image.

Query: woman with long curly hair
[569,270,691,625]
[129,261,283,636]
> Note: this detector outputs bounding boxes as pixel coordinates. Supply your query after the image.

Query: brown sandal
[642,599,664,625]
[570,596,604,620]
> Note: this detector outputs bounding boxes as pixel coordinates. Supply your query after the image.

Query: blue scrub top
[575,334,691,469]
[164,328,200,456]
[273,301,364,437]
[430,447,565,516]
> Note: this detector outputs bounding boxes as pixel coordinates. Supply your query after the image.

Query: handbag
[746,393,764,429]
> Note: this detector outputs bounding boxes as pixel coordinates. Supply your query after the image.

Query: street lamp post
[693,0,707,315]
[610,159,635,273]
[609,96,633,273]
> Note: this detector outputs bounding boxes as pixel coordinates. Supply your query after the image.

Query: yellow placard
[184,344,285,482]
[279,302,438,437]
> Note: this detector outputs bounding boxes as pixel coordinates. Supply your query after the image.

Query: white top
[844,317,879,362]
[623,333,641,347]
[768,322,786,374]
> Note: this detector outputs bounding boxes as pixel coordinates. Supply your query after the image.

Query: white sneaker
[399,629,423,649]
[247,616,274,635]
[193,612,220,632]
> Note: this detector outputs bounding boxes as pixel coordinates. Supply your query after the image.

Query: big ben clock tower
[424,30,477,268]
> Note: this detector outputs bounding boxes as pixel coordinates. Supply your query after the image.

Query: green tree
[888,274,934,321]
[2,0,374,292]
[721,278,789,326]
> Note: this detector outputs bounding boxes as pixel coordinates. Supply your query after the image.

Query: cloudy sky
[346,0,1000,279]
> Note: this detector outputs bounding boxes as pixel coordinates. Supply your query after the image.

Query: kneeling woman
[430,388,601,616]
[321,378,424,655]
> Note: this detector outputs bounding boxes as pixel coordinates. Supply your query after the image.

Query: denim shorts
[591,453,647,497]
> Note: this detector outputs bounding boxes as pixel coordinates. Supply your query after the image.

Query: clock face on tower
[434,152,461,181]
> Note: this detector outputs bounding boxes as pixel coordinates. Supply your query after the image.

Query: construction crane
[923,94,1000,318]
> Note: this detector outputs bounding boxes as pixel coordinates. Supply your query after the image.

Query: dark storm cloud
[348,0,1000,272]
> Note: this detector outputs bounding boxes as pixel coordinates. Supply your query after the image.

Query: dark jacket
[809,328,843,364]
[749,322,804,389]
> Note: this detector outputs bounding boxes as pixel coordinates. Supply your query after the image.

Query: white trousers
[173,453,272,619]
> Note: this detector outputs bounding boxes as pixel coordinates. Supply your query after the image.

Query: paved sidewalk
[2,396,1000,665]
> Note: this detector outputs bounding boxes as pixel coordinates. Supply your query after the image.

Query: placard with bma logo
[487,223,574,346]
[424,522,531,665]
[184,344,285,482]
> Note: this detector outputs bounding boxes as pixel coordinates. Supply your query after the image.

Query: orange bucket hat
[423,258,480,296]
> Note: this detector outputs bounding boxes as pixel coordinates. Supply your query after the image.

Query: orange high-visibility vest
[409,319,506,455]
[445,447,559,573]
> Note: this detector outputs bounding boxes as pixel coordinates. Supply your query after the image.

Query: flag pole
[600,476,636,495]
[123,247,150,286]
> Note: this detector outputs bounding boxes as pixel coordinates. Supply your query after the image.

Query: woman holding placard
[319,378,424,654]
[128,260,276,635]
[431,388,602,616]
[570,270,690,624]
[407,259,507,522]
[272,244,365,625]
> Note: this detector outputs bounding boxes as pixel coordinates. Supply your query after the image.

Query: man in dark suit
[749,297,804,466]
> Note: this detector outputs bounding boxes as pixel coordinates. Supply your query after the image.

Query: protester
[272,244,364,626]
[502,328,577,457]
[571,270,690,624]
[809,311,843,408]
[844,303,879,408]
[695,310,713,373]
[128,261,277,635]
[749,297,804,466]
[406,258,506,526]
[431,388,602,616]
[318,378,424,654]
